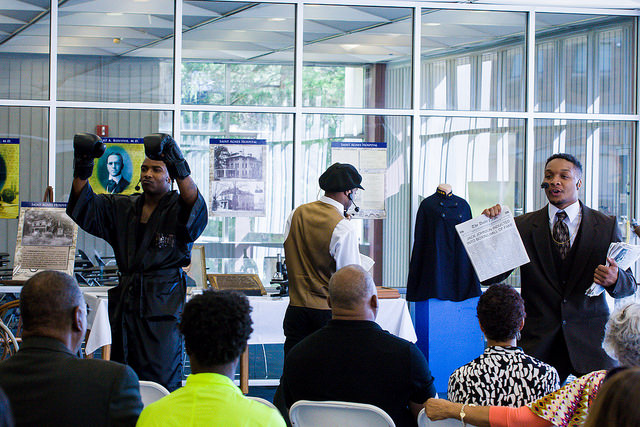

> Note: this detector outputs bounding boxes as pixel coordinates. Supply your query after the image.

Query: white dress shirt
[548,200,582,248]
[284,196,362,270]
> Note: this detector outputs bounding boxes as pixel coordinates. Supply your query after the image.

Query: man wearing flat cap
[282,162,365,355]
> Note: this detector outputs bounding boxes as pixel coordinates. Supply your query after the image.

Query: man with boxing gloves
[67,132,207,391]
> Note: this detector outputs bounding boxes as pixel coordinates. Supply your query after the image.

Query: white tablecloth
[83,292,111,355]
[247,296,416,344]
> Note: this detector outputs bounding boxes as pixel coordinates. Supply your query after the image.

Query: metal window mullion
[173,0,183,140]
[525,11,536,213]
[48,0,58,195]
[292,1,303,209]
[410,5,421,269]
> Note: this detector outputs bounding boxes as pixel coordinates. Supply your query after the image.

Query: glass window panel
[421,10,526,111]
[57,0,174,103]
[56,108,173,257]
[182,2,294,107]
[182,111,293,286]
[0,0,50,100]
[534,120,634,230]
[417,117,525,214]
[303,5,413,109]
[0,106,48,262]
[535,14,635,114]
[299,114,411,287]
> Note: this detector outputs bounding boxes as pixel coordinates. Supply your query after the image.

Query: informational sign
[0,138,19,219]
[209,138,266,217]
[331,141,387,219]
[13,202,78,280]
[455,206,529,282]
[89,138,145,195]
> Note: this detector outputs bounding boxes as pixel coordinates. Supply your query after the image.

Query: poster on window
[13,202,78,280]
[209,138,266,217]
[331,141,387,219]
[0,138,20,219]
[89,138,145,195]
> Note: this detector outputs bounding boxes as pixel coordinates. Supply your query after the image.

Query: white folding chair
[418,408,478,427]
[138,380,170,407]
[289,400,395,427]
[247,395,278,409]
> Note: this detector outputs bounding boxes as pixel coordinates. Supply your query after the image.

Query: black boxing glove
[73,133,105,180]
[143,133,191,180]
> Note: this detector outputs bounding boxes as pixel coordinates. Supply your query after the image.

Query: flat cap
[318,162,364,192]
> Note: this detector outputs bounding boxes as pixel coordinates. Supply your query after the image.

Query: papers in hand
[455,206,530,282]
[586,242,640,297]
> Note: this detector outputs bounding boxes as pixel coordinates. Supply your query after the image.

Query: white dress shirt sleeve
[329,218,362,269]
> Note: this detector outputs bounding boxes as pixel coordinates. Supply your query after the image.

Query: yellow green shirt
[136,373,286,427]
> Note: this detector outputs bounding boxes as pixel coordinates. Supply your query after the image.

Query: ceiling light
[270,18,286,21]
[425,23,440,26]
[107,12,123,16]
[113,38,121,44]
[341,44,359,51]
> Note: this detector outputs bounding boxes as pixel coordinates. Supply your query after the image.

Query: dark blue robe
[406,191,480,302]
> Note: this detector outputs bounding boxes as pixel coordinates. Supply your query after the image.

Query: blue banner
[0,138,19,144]
[210,138,266,145]
[102,138,143,144]
[21,202,67,209]
[331,141,387,149]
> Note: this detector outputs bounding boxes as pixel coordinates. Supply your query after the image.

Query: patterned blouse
[447,346,560,407]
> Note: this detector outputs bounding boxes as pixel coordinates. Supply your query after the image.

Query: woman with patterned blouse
[426,302,640,427]
[448,284,560,406]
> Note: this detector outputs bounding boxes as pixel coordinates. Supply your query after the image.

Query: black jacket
[486,203,637,373]
[0,336,142,427]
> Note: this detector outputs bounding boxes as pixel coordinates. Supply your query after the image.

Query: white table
[247,296,416,344]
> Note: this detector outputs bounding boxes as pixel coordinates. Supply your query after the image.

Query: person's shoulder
[72,357,137,380]
[582,204,616,223]
[242,399,286,426]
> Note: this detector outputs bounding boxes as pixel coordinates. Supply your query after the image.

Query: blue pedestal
[414,298,484,396]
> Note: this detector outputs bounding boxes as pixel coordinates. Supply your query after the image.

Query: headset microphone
[540,182,549,189]
[348,192,360,213]
[135,178,142,191]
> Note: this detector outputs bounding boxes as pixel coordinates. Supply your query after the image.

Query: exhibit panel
[0,107,48,262]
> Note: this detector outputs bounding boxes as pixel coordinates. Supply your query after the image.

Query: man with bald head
[0,271,142,426]
[277,265,436,427]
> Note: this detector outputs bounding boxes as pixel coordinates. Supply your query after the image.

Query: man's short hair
[20,271,84,332]
[180,290,253,366]
[107,152,123,164]
[328,265,376,310]
[545,153,582,178]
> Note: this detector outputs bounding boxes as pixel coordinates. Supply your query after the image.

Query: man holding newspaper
[482,153,637,382]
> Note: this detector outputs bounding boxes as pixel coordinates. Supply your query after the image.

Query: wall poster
[331,141,387,219]
[0,138,19,219]
[13,202,78,280]
[209,138,266,217]
[89,138,145,195]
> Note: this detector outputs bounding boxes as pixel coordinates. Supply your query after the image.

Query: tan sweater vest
[284,201,344,309]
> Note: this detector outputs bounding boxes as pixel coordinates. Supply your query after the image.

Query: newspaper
[585,242,640,297]
[455,206,530,282]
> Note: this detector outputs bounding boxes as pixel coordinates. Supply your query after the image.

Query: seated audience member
[0,271,142,427]
[136,290,285,427]
[448,284,559,406]
[426,302,640,427]
[0,387,13,427]
[277,264,436,427]
[583,367,640,427]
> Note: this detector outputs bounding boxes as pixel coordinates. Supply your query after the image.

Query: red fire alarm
[96,125,109,137]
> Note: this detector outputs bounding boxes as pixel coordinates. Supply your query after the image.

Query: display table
[247,296,416,344]
[237,296,416,392]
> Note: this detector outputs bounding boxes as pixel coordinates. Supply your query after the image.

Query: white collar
[109,175,122,183]
[548,200,580,222]
[319,195,345,215]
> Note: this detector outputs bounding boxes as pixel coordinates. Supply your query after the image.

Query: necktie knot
[556,211,567,221]
[553,211,570,259]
